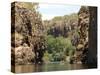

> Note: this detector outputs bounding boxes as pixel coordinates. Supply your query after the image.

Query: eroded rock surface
[11,2,46,65]
[76,6,97,65]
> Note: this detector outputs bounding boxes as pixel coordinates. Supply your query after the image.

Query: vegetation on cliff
[11,2,97,65]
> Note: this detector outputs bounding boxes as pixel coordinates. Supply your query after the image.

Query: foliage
[42,51,50,63]
[12,2,89,64]
[45,35,76,62]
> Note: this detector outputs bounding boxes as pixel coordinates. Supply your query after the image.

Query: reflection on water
[12,63,97,73]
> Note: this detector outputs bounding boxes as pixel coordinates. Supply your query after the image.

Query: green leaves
[45,35,75,62]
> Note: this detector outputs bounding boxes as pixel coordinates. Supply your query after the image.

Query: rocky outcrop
[75,6,89,64]
[11,2,97,65]
[75,6,97,65]
[46,13,78,38]
[11,2,46,65]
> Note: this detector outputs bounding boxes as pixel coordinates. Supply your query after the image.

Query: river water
[12,63,97,73]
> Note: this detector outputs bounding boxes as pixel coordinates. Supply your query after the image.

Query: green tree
[46,35,76,62]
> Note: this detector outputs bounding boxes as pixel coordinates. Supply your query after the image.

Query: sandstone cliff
[76,6,97,65]
[11,2,46,65]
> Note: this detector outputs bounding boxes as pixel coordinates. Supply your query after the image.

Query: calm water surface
[12,63,97,73]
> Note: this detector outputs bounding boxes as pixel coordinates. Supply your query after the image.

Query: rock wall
[76,6,97,65]
[11,2,46,65]
[11,2,97,65]
[75,6,89,64]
